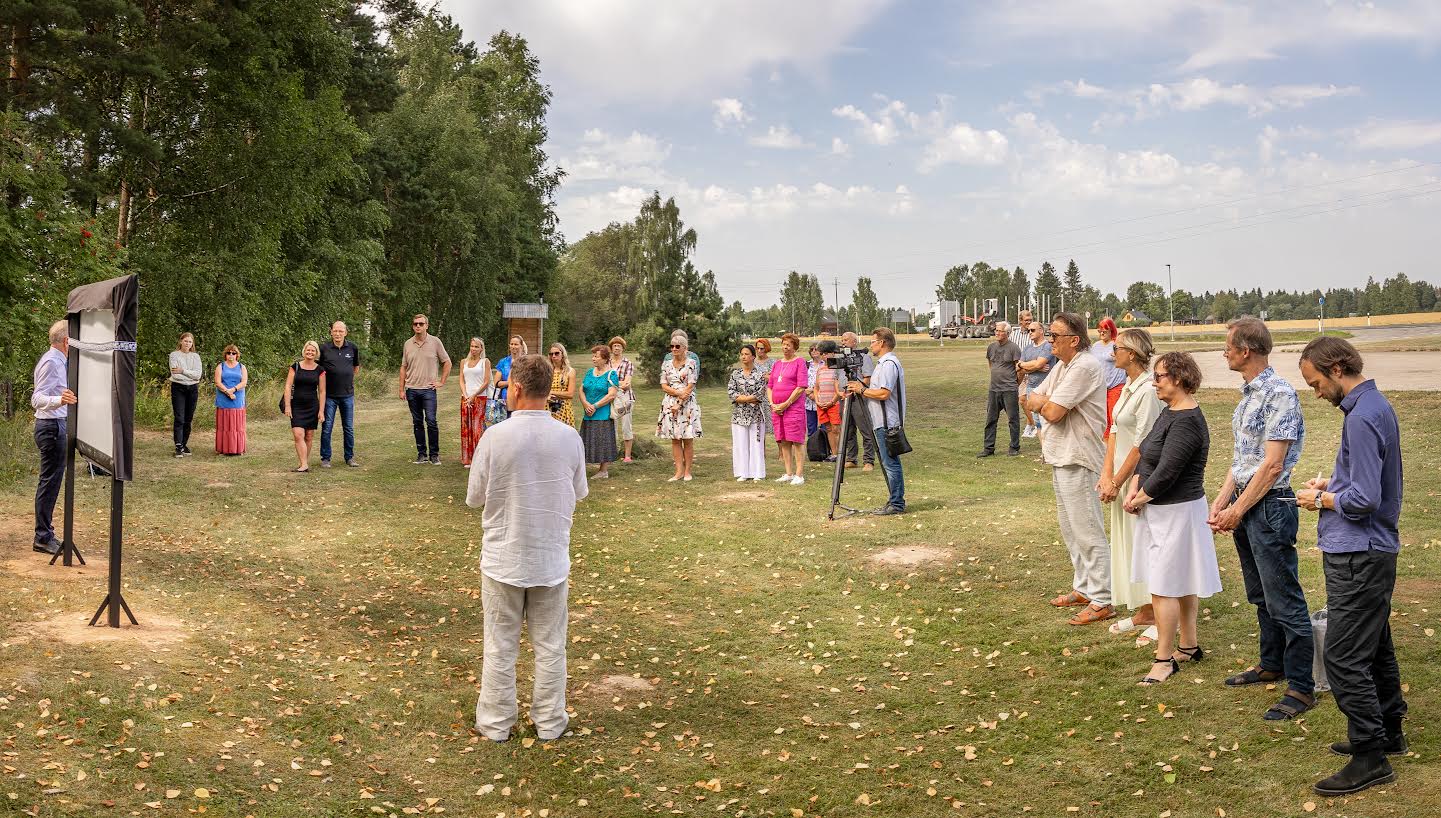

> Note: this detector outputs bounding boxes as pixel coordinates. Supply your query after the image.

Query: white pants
[617,410,633,442]
[731,422,766,479]
[477,574,569,741]
[1052,464,1111,606]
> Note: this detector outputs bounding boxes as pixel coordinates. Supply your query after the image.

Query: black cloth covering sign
[66,274,138,481]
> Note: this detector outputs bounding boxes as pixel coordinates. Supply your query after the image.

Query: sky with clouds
[440,0,1441,310]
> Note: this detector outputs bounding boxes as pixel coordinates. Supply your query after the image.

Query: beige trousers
[477,575,569,741]
[1052,464,1112,606]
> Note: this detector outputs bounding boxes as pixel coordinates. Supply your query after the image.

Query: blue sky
[443,1,1441,310]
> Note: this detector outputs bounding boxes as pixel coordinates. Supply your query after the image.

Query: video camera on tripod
[821,339,871,520]
[824,340,866,379]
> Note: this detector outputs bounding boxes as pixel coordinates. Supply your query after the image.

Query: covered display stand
[56,274,139,628]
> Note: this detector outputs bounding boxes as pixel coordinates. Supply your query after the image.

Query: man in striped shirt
[31,320,77,555]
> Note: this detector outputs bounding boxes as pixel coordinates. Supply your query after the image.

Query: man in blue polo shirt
[1296,338,1406,797]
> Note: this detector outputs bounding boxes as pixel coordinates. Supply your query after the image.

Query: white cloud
[557,178,915,237]
[1007,112,1247,200]
[712,98,751,130]
[832,103,902,145]
[831,137,850,156]
[748,124,811,149]
[971,1,1441,73]
[1353,121,1441,152]
[1040,76,1358,120]
[442,0,894,101]
[560,129,672,184]
[918,124,1009,171]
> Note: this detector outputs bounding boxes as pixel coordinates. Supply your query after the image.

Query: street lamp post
[1166,263,1174,340]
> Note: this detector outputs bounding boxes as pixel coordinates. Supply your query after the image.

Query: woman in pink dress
[767,332,809,485]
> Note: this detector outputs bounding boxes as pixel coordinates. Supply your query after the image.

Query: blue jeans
[1234,488,1314,694]
[33,418,66,544]
[874,425,904,510]
[805,408,818,437]
[405,388,439,457]
[321,395,355,462]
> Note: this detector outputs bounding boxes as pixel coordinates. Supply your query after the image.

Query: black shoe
[181,445,192,455]
[32,539,60,555]
[1007,449,1021,457]
[872,505,905,516]
[1314,752,1396,796]
[413,455,428,465]
[430,455,442,466]
[1331,734,1408,757]
[976,451,994,458]
[174,447,185,458]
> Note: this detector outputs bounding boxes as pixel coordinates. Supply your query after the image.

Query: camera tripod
[827,390,869,520]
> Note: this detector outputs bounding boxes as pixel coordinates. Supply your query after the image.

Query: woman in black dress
[1123,351,1222,685]
[284,340,327,472]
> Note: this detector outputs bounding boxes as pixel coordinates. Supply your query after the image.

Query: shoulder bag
[611,366,634,416]
[881,359,912,457]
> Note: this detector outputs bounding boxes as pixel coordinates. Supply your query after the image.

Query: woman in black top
[1124,351,1222,685]
[284,340,327,472]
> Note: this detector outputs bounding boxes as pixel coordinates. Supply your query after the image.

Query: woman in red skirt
[459,337,491,467]
[1093,317,1127,440]
[213,344,248,455]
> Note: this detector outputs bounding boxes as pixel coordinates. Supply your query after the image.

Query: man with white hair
[31,320,77,554]
[839,330,877,471]
[318,320,361,468]
[980,321,1022,457]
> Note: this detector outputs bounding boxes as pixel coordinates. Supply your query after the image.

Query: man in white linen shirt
[466,353,588,742]
[32,320,77,554]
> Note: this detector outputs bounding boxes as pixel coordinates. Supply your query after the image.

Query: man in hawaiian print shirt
[1209,316,1315,721]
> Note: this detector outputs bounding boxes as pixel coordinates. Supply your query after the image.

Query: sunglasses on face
[549,351,562,356]
[1044,331,1076,339]
[413,321,426,327]
[226,351,238,356]
[671,344,683,349]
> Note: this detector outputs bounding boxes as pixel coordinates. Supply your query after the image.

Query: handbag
[880,359,912,457]
[612,367,634,416]
[805,425,831,462]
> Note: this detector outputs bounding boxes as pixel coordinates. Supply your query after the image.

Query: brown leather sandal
[1050,590,1090,608]
[1068,603,1116,625]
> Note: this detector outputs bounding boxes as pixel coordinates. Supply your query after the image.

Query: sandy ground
[1196,348,1438,392]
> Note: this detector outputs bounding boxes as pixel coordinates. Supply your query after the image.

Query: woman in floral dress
[656,330,701,481]
[727,344,767,481]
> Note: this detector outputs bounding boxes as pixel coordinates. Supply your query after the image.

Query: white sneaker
[775,474,794,482]
[737,476,747,482]
[790,475,805,486]
[1022,426,1035,438]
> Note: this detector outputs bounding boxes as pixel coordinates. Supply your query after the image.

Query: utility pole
[1166,263,1174,340]
[834,277,841,331]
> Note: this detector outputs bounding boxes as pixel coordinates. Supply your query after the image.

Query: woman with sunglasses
[213,344,248,455]
[1100,328,1164,644]
[1124,351,1220,685]
[656,331,701,481]
[547,343,577,428]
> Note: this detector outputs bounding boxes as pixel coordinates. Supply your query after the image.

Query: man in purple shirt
[31,320,78,554]
[1296,338,1405,797]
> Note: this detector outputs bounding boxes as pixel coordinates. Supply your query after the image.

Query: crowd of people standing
[24,310,1406,795]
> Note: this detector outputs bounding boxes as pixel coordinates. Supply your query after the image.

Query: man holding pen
[1296,338,1406,796]
[1208,317,1315,720]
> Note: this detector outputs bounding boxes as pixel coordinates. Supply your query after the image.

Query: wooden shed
[502,302,548,355]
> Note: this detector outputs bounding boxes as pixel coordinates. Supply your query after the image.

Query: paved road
[1196,349,1438,392]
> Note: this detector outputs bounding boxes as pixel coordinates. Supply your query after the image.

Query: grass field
[1,344,1438,818]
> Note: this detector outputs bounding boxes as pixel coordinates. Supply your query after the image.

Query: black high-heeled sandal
[1175,645,1204,663]
[1139,657,1179,685]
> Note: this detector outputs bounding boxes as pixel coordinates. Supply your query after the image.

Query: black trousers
[1323,549,1407,752]
[33,418,65,544]
[171,382,198,448]
[983,388,1020,453]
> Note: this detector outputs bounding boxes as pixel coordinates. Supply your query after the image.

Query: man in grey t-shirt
[981,321,1022,457]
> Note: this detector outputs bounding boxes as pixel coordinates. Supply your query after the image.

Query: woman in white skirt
[727,344,767,480]
[1124,351,1221,685]
[1099,329,1165,643]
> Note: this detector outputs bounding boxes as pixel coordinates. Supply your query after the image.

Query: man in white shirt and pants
[466,353,588,742]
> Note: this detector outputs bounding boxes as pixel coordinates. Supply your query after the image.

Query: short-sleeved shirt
[1230,366,1304,491]
[582,368,620,421]
[866,352,905,430]
[1019,341,1056,390]
[318,340,360,398]
[1034,352,1107,472]
[1009,326,1035,353]
[1091,341,1128,390]
[401,334,450,390]
[986,340,1021,391]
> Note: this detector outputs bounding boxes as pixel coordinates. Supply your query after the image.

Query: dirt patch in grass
[578,674,656,702]
[717,490,774,501]
[12,610,188,647]
[1394,576,1441,602]
[865,544,954,569]
[204,481,233,489]
[3,552,108,582]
